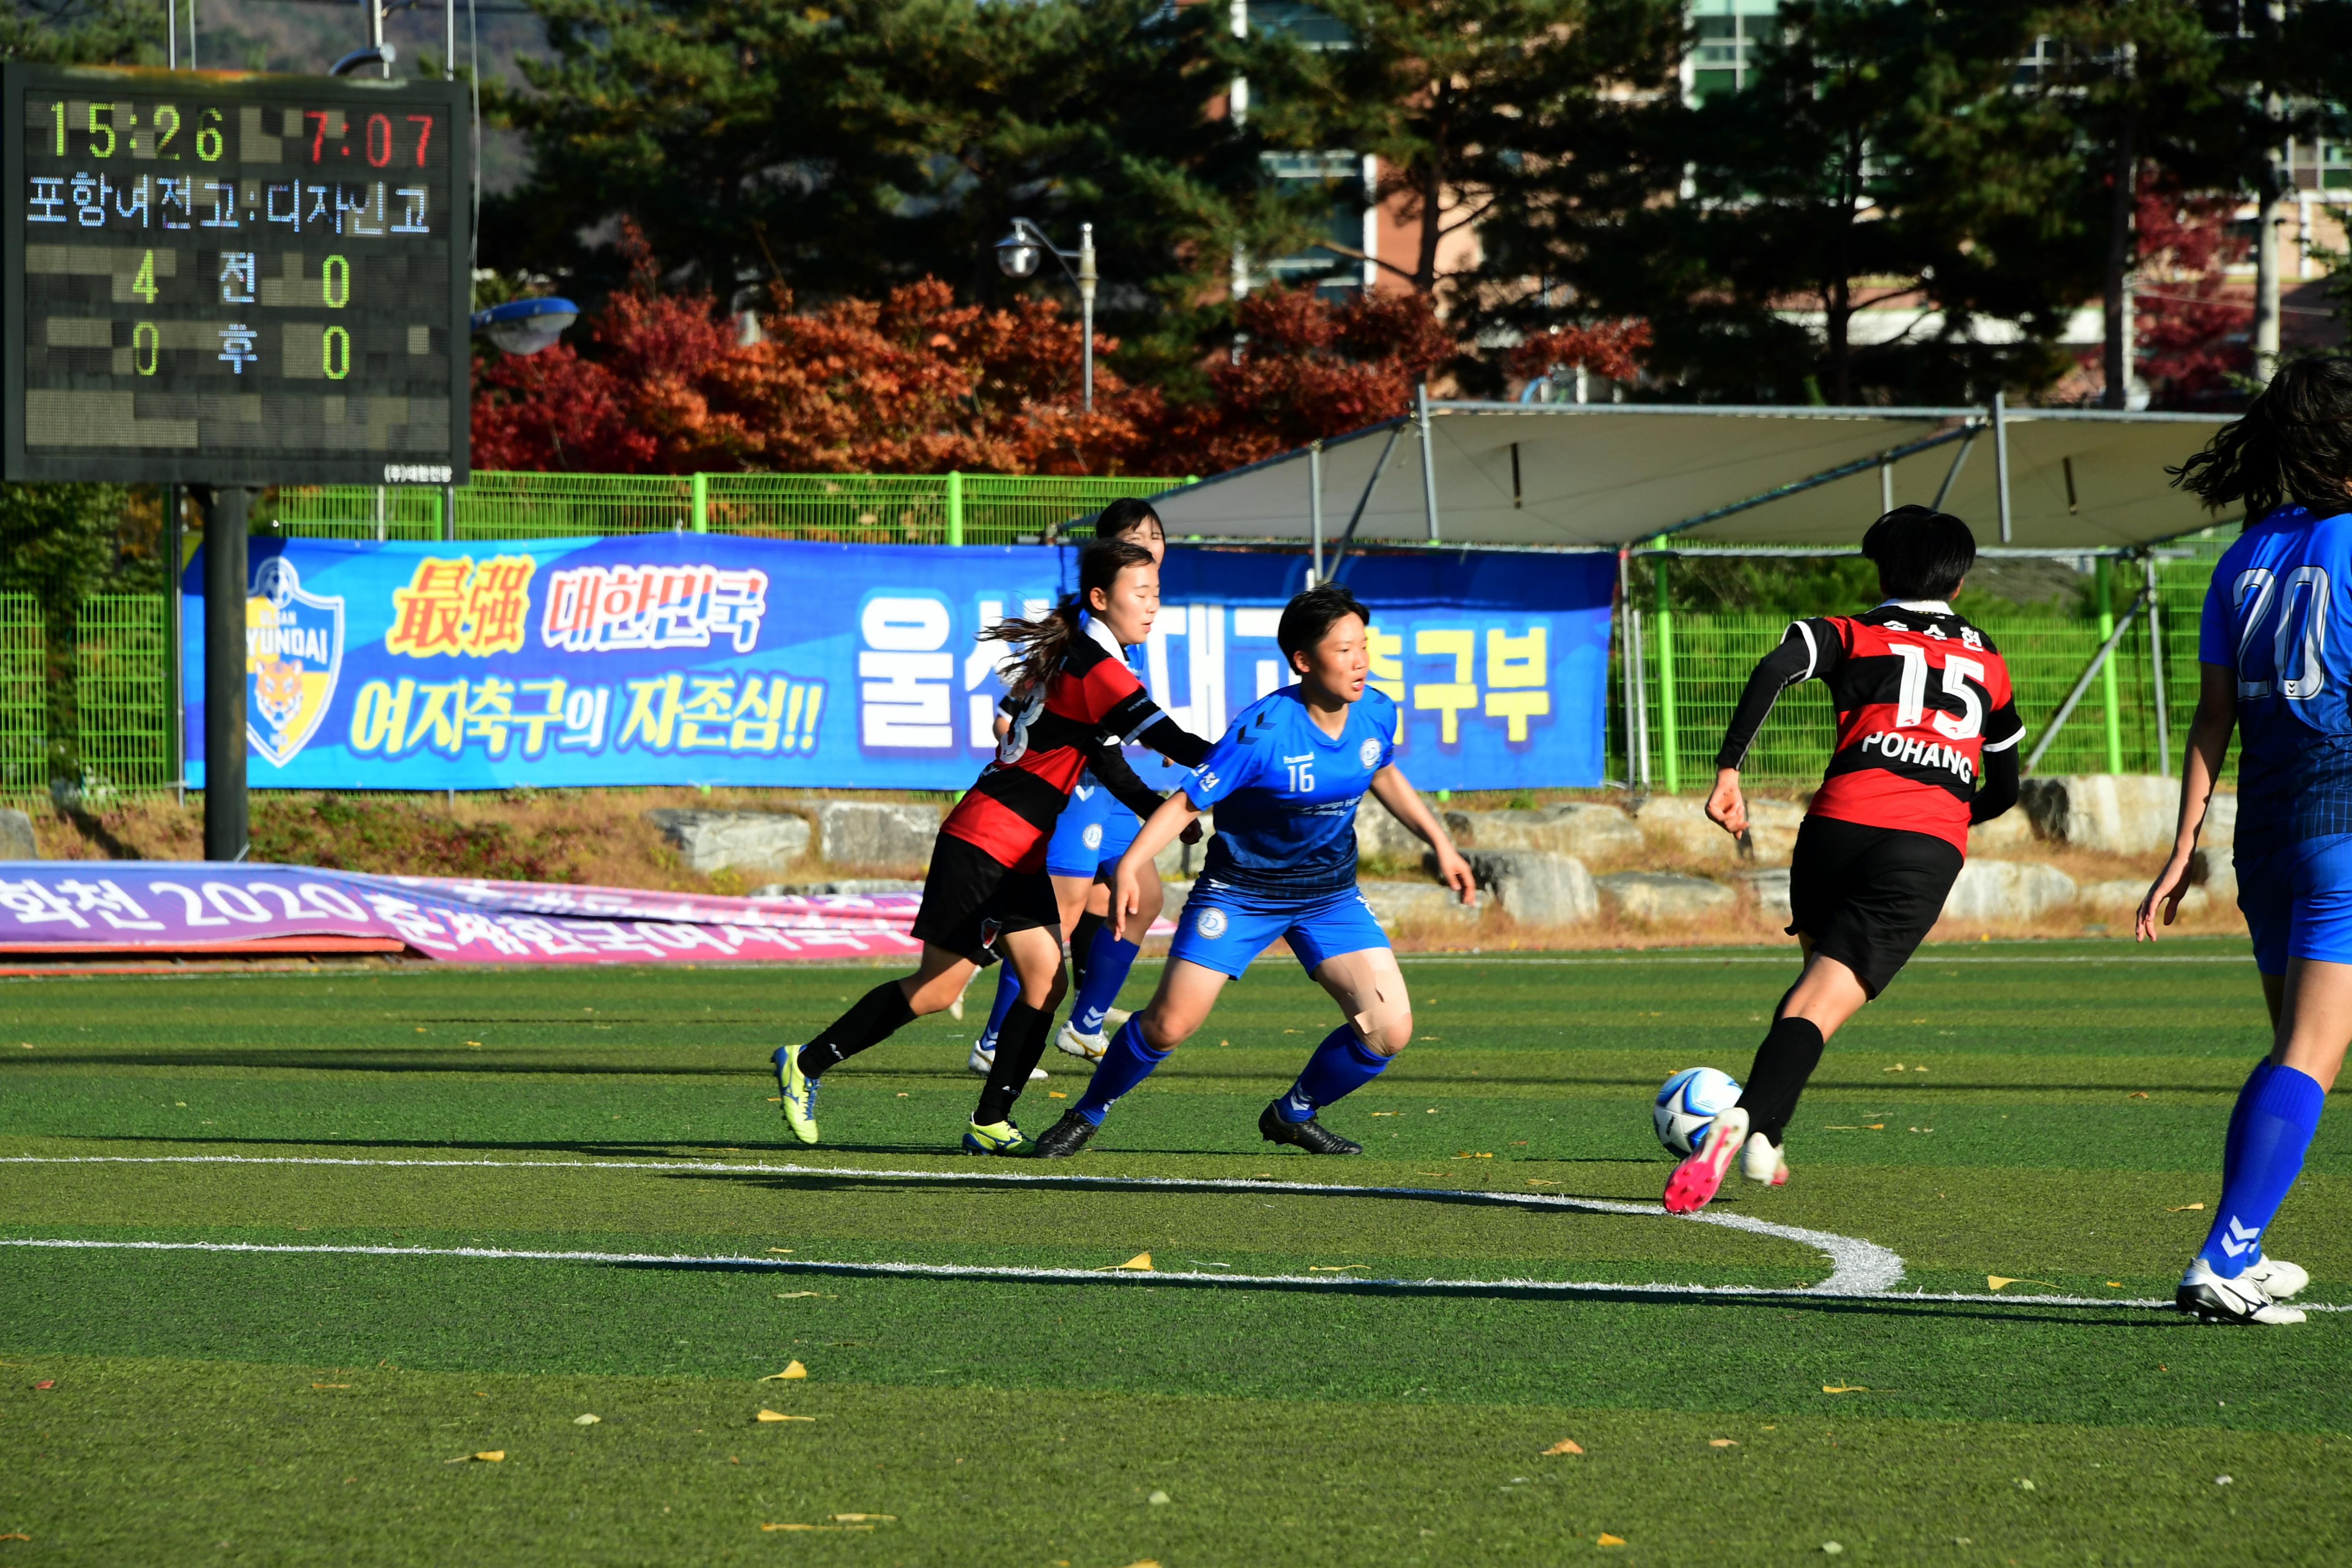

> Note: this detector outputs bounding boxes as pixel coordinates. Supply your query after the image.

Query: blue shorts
[1166,878,1388,979]
[2238,833,2352,975]
[1045,785,1140,879]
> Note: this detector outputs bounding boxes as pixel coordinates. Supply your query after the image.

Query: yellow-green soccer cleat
[962,1119,1032,1157]
[772,1045,819,1146]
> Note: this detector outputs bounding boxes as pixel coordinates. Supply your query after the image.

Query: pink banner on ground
[0,863,925,964]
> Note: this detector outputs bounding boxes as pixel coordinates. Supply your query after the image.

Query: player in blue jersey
[1028,583,1476,1159]
[967,498,1174,1081]
[2137,356,2352,1326]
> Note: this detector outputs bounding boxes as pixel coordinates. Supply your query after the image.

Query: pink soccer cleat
[1663,1107,1751,1214]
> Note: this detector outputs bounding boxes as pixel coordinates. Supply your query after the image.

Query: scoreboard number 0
[4,63,471,485]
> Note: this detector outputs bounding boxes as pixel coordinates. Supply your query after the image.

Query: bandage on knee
[1337,949,1411,1056]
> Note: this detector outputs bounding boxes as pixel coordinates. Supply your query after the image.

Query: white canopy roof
[1149,401,2236,553]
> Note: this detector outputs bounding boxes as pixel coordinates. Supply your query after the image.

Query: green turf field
[4,940,2349,1564]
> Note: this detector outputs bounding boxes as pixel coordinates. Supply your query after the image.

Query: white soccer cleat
[1740,1132,1788,1186]
[2176,1258,2306,1326]
[1056,1020,1109,1062]
[2243,1255,2311,1300]
[966,1043,1047,1082]
[1104,1007,1133,1033]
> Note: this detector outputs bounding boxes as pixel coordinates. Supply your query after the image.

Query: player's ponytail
[2171,356,2352,522]
[983,539,1156,702]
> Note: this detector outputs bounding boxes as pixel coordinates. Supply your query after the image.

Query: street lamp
[992,217,1098,412]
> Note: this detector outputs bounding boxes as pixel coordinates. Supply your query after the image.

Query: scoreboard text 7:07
[3,63,470,486]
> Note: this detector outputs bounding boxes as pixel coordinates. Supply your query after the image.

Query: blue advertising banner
[184,536,1613,791]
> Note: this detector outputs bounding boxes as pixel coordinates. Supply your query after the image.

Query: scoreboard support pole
[198,487,251,862]
[165,486,185,805]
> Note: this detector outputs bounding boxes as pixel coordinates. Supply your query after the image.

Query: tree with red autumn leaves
[474,229,1471,478]
[2130,175,2251,410]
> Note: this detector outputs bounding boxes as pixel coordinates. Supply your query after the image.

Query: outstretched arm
[1114,790,1204,920]
[1368,763,1475,906]
[1708,622,1832,838]
[2139,664,2236,941]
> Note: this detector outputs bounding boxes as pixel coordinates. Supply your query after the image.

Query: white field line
[3,1152,1922,1300]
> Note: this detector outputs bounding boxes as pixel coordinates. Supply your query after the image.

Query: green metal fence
[269,471,1183,545]
[0,595,44,799]
[73,595,174,796]
[1617,549,2229,789]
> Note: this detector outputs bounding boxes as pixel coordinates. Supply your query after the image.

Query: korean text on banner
[184,538,1612,791]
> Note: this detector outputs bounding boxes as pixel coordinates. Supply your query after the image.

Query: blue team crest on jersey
[245,556,345,768]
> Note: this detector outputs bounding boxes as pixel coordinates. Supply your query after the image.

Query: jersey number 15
[1891,645,1986,740]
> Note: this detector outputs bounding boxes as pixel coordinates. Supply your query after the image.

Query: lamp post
[993,217,1097,412]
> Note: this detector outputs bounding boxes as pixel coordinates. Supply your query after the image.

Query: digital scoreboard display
[3,64,469,486]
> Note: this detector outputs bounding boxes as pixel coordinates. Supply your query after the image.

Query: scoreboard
[3,64,470,486]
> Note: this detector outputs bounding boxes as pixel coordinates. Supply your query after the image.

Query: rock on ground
[814,800,940,867]
[1442,803,1642,861]
[1354,804,1429,863]
[2018,775,2186,856]
[1967,810,2041,856]
[1631,794,1799,865]
[2193,845,2237,903]
[1358,879,1480,928]
[1737,867,1791,923]
[1941,859,2077,923]
[645,809,811,875]
[2080,877,2206,917]
[0,807,35,859]
[1597,871,1737,923]
[1446,849,1598,926]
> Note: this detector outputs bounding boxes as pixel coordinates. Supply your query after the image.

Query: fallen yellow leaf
[2169,1203,2205,1212]
[1103,1252,1153,1272]
[1821,1385,1869,1394]
[2105,1282,2124,1288]
[1987,1277,2050,1291]
[1597,1533,1626,1546]
[0,1534,29,1542]
[574,1414,600,1425]
[760,1361,809,1381]
[759,1523,870,1532]
[311,1383,350,1389]
[441,1450,506,1463]
[1543,1438,1584,1455]
[1047,1091,1067,1099]
[1526,1179,1558,1187]
[831,1514,896,1522]
[767,1248,794,1255]
[756,1410,816,1423]
[1307,1264,1368,1272]
[2129,1092,2150,1100]
[776,1291,832,1299]
[1709,1438,1738,1448]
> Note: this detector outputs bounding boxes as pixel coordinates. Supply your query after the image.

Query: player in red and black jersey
[1663,506,2025,1214]
[774,539,1211,1156]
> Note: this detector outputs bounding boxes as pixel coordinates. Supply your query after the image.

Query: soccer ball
[1653,1067,1743,1158]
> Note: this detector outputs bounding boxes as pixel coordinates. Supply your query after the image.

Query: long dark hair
[983,539,1156,701]
[1095,496,1163,541]
[2171,357,2352,521]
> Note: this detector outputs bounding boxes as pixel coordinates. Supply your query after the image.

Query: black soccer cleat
[1030,1109,1100,1159]
[1259,1101,1362,1155]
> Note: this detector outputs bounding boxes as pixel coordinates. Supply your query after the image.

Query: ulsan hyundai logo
[246,556,345,767]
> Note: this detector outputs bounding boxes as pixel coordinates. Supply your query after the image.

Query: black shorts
[1786,815,1963,999]
[909,832,1062,964]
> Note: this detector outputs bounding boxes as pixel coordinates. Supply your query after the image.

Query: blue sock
[2197,1064,2325,1279]
[1069,928,1141,1036]
[1278,1025,1389,1123]
[1073,1018,1169,1126]
[975,964,1022,1054]
[2222,1059,2276,1192]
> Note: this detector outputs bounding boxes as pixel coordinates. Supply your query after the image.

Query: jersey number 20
[2232,566,2330,701]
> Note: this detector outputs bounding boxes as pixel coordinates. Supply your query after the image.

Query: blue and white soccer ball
[1653,1066,1743,1158]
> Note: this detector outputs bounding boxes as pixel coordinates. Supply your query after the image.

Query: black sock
[975,1002,1052,1126]
[1068,910,1104,993]
[797,981,914,1079]
[1734,1015,1826,1146]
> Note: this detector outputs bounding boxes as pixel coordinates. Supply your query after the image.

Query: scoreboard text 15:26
[4,63,470,486]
